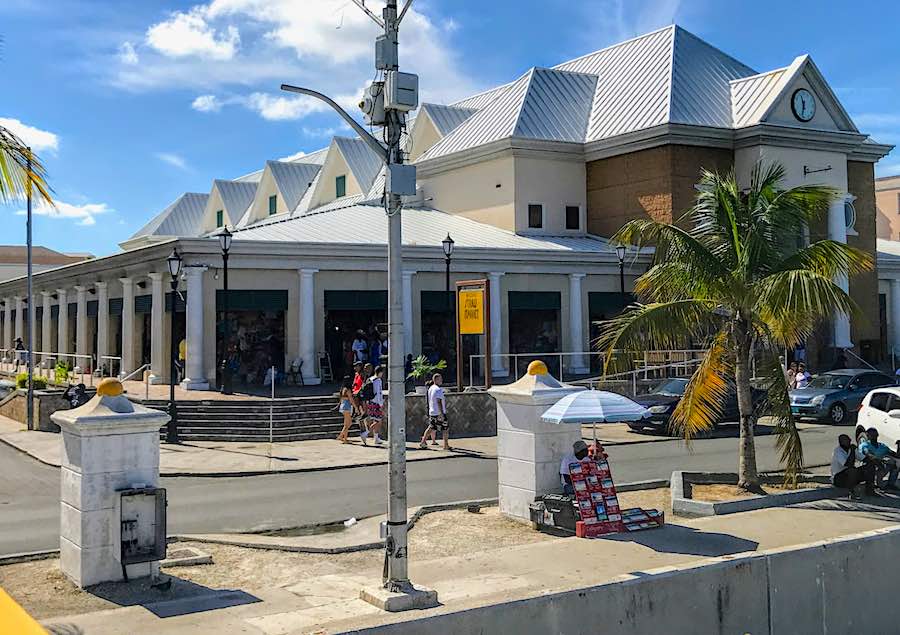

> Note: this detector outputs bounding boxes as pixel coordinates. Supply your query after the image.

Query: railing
[0,349,96,386]
[120,363,152,400]
[98,355,123,378]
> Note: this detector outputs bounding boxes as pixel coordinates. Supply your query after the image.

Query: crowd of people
[343,328,388,376]
[831,426,900,497]
[785,361,811,389]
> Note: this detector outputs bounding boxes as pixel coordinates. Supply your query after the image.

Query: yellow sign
[458,289,485,334]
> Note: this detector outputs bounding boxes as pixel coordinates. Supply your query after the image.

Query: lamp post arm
[280,84,388,163]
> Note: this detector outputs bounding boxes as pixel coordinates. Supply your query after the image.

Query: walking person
[787,361,798,389]
[336,375,356,444]
[13,337,25,372]
[355,363,374,445]
[352,330,368,364]
[365,365,385,446]
[419,373,450,451]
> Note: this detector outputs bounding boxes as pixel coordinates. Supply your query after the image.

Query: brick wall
[847,161,881,354]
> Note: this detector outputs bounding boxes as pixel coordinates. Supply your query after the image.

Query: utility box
[385,71,418,111]
[386,164,417,196]
[116,487,167,565]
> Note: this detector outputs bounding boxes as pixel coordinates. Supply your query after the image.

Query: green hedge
[15,373,48,390]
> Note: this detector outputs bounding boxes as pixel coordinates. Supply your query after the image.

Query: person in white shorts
[420,373,449,450]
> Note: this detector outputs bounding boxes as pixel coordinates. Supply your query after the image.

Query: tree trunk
[734,322,761,492]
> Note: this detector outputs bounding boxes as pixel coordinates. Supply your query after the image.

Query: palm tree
[597,162,871,490]
[0,125,51,204]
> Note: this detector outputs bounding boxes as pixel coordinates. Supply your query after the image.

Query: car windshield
[808,374,850,390]
[655,379,688,396]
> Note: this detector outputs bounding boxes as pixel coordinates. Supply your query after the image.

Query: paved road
[0,423,851,556]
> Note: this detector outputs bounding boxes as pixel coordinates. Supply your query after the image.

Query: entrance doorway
[508,291,560,377]
[420,290,457,380]
[215,290,287,387]
[324,290,387,379]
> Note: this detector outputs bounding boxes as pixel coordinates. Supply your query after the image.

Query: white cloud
[575,0,681,53]
[17,200,112,226]
[243,92,327,121]
[191,94,222,112]
[278,150,306,161]
[155,152,190,170]
[118,41,139,65]
[146,7,240,60]
[0,117,59,153]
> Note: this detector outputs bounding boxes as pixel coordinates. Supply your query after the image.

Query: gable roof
[420,103,478,135]
[214,179,258,221]
[130,192,209,239]
[730,67,788,128]
[267,161,321,212]
[333,136,383,193]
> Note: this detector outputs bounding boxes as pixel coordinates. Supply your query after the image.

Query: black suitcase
[542,493,578,532]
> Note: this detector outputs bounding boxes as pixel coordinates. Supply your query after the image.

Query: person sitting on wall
[858,428,900,492]
[831,433,875,498]
[559,439,590,496]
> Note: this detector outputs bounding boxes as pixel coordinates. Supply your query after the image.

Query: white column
[41,291,51,365]
[14,296,23,342]
[147,273,165,384]
[74,286,88,365]
[402,271,414,357]
[298,268,320,385]
[828,195,852,349]
[95,282,109,373]
[891,279,900,361]
[181,266,209,390]
[488,272,506,377]
[569,273,588,374]
[56,289,69,355]
[0,297,7,355]
[119,278,134,376]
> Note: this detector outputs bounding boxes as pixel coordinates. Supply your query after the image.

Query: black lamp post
[217,227,233,394]
[166,248,183,444]
[615,244,626,298]
[442,233,455,374]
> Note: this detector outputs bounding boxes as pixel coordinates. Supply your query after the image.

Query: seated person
[559,440,590,496]
[857,428,900,491]
[831,434,875,497]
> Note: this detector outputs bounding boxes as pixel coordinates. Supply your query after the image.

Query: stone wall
[405,391,496,441]
[847,160,881,355]
[0,389,76,432]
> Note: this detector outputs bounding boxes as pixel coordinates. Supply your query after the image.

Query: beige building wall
[766,74,841,131]
[408,114,443,163]
[201,186,231,234]
[308,146,362,209]
[514,157,586,235]
[246,167,289,225]
[420,156,516,230]
[876,175,900,240]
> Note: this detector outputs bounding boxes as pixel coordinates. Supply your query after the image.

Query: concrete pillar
[892,279,900,361]
[828,195,852,349]
[54,379,170,588]
[488,272,506,377]
[75,286,88,366]
[148,273,165,384]
[298,268,320,384]
[119,278,135,376]
[41,291,52,365]
[14,296,23,343]
[569,273,588,374]
[56,289,69,356]
[402,270,414,357]
[181,266,209,390]
[3,296,11,352]
[95,282,109,374]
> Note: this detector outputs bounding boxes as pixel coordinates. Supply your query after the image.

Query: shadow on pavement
[597,524,759,557]
[797,492,900,523]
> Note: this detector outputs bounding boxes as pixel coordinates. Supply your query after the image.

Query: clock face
[791,88,816,122]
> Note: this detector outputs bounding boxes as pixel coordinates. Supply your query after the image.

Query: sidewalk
[35,497,900,635]
[0,416,496,476]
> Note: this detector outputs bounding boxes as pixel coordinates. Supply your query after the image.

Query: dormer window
[565,205,580,230]
[528,204,543,229]
[268,194,277,216]
[335,175,347,198]
[216,210,224,228]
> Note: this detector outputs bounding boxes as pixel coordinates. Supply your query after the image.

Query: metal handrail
[120,363,151,383]
[0,349,95,386]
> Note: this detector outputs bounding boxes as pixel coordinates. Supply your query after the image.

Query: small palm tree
[598,162,871,490]
[0,125,51,204]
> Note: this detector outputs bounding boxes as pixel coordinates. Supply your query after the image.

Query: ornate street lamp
[166,248,183,444]
[442,233,455,379]
[217,227,233,395]
[615,244,626,298]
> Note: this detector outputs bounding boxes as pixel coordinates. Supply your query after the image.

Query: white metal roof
[420,103,478,135]
[450,83,513,110]
[130,192,209,239]
[730,67,788,128]
[215,179,258,221]
[267,161,321,211]
[231,203,614,253]
[333,136,383,193]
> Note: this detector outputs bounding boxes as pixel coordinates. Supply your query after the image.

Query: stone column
[41,291,52,365]
[57,289,69,356]
[75,286,88,367]
[892,279,900,361]
[402,270,414,357]
[181,266,209,390]
[119,278,135,377]
[3,296,11,352]
[298,268,319,384]
[828,195,852,349]
[95,282,109,374]
[488,272,506,377]
[148,273,165,384]
[568,273,588,374]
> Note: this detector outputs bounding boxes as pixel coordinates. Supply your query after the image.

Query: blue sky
[1,0,898,256]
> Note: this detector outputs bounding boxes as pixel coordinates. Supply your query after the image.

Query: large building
[0,25,894,387]
[876,175,900,240]
[0,246,91,283]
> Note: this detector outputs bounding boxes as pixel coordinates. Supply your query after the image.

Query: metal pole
[619,259,625,297]
[25,148,34,431]
[167,278,179,443]
[445,255,451,380]
[220,248,231,394]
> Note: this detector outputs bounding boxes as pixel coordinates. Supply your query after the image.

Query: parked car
[629,378,765,434]
[789,369,896,424]
[857,387,900,446]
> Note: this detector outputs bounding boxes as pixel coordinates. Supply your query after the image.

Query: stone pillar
[828,195,852,349]
[119,278,135,377]
[892,279,900,361]
[402,271,414,357]
[54,379,170,588]
[96,282,109,374]
[75,286,88,367]
[181,266,209,390]
[488,272,506,377]
[14,296,23,342]
[148,273,165,384]
[57,289,69,356]
[298,268,320,384]
[41,291,52,366]
[3,296,11,352]
[568,273,588,374]
[488,362,585,520]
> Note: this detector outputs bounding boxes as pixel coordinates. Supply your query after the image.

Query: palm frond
[0,126,53,204]
[773,240,873,279]
[669,329,732,441]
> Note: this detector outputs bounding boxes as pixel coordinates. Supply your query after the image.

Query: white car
[856,387,900,446]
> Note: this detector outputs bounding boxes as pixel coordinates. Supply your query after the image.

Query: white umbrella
[541,389,650,445]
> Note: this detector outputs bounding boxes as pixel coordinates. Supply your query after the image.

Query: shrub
[15,373,48,390]
[54,361,72,384]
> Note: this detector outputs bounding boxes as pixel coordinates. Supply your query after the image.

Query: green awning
[325,290,387,311]
[216,289,288,312]
[508,291,560,311]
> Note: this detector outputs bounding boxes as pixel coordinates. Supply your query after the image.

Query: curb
[0,435,60,470]
[0,549,60,566]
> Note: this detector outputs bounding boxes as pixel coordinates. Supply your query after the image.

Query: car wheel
[829,403,847,425]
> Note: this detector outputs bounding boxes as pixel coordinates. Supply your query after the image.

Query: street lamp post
[442,233,454,378]
[166,248,183,444]
[615,244,626,298]
[218,227,233,395]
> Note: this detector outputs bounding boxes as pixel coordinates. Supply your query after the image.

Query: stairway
[138,396,350,442]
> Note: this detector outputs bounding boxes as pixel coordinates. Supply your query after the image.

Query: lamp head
[615,244,626,263]
[218,226,233,253]
[442,233,455,258]
[166,248,183,279]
